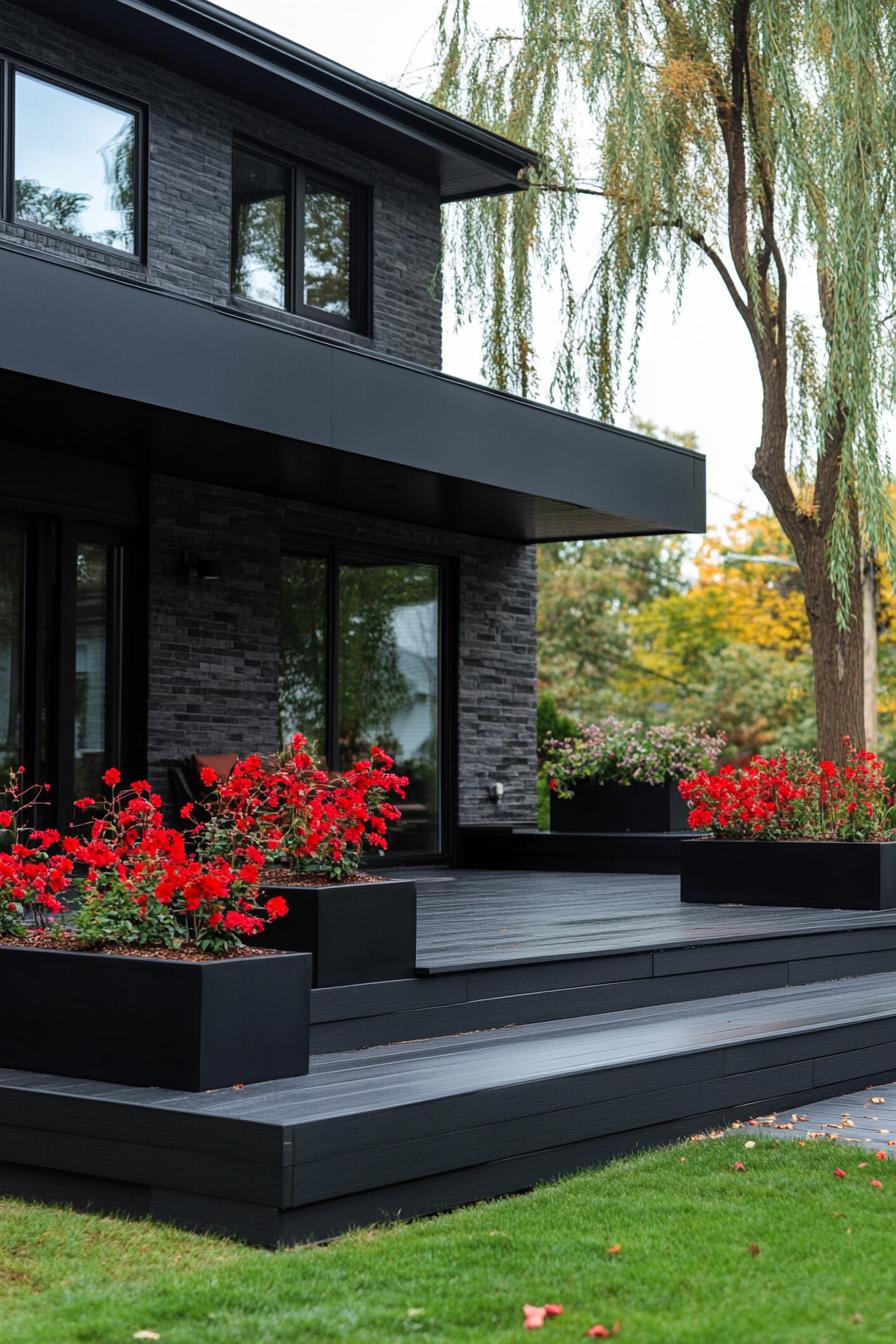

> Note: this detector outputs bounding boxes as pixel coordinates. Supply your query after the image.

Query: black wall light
[181,550,222,581]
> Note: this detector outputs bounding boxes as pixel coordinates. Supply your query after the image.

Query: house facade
[0,0,705,861]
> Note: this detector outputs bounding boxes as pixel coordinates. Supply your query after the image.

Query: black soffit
[0,245,705,543]
[12,0,539,201]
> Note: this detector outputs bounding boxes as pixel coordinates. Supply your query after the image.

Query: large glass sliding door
[0,514,129,821]
[280,551,445,858]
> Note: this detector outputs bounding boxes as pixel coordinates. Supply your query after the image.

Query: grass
[2,1135,896,1342]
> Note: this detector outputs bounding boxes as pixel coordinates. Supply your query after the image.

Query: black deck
[309,870,896,1051]
[5,974,896,1244]
[4,869,896,1245]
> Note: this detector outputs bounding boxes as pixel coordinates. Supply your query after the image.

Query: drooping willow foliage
[432,0,896,618]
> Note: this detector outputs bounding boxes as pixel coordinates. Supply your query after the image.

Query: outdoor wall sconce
[181,550,222,582]
[487,781,505,805]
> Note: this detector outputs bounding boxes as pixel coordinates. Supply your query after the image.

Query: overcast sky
[220,0,770,531]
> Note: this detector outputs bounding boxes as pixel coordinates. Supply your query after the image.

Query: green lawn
[2,1135,895,1343]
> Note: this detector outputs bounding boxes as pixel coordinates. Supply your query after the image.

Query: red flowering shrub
[679,744,894,841]
[0,768,72,936]
[200,733,408,883]
[70,776,285,951]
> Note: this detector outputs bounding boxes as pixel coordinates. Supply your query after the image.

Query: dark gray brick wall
[0,2,442,366]
[148,476,537,830]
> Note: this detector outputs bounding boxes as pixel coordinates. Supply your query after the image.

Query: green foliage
[4,1139,896,1341]
[434,1,896,617]
[536,691,578,758]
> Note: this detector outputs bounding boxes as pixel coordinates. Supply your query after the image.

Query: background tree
[434,0,896,758]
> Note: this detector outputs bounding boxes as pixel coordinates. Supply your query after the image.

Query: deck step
[309,870,896,1050]
[3,973,896,1243]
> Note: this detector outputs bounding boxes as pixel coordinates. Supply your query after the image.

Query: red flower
[102,767,121,787]
[200,766,219,787]
[834,1168,846,1179]
[0,811,12,828]
[265,895,288,919]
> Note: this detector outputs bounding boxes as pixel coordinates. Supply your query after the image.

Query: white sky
[221,0,770,531]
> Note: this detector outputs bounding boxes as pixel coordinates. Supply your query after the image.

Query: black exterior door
[0,511,141,824]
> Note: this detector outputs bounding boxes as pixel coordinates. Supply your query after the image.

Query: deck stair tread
[4,970,896,1242]
[413,870,896,971]
[3,972,896,1130]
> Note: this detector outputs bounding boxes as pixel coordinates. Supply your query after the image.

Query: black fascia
[0,243,706,543]
[11,0,540,201]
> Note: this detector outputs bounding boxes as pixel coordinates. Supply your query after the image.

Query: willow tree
[434,0,896,758]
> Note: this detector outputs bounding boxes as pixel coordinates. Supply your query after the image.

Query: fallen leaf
[407,1308,425,1318]
[744,1140,756,1149]
[730,1121,742,1129]
[523,1304,546,1330]
[587,1330,610,1341]
[858,1162,868,1169]
[606,1243,622,1256]
[834,1169,847,1179]
[881,1129,891,1135]
[748,1243,761,1257]
[871,1179,883,1189]
[544,1304,564,1317]
[851,1313,865,1324]
[133,1335,161,1342]
[871,1097,887,1104]
[876,1151,888,1161]
[232,1083,245,1091]
[842,1120,856,1129]
[732,1161,747,1172]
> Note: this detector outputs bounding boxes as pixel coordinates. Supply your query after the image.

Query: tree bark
[863,557,878,749]
[797,533,865,761]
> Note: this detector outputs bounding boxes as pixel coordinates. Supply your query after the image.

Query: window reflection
[232,147,289,309]
[304,182,352,317]
[0,531,23,776]
[74,544,109,800]
[338,563,440,855]
[14,71,137,252]
[279,556,328,756]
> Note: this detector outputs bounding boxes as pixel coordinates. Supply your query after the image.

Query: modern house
[0,0,704,854]
[8,0,895,1253]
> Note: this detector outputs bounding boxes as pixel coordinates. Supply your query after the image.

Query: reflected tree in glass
[14,72,137,252]
[339,564,440,854]
[279,557,328,756]
[0,532,23,776]
[73,544,109,801]
[304,184,352,317]
[231,149,288,309]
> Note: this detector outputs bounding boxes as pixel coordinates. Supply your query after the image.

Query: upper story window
[231,142,370,334]
[3,62,143,256]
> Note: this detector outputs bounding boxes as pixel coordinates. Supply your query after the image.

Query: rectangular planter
[255,878,418,987]
[680,838,896,910]
[550,778,690,834]
[0,945,312,1090]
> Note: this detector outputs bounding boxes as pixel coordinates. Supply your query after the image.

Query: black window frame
[0,53,148,262]
[231,138,371,336]
[280,540,456,865]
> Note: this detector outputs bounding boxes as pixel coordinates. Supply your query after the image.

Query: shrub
[679,745,895,841]
[0,768,72,937]
[69,770,285,952]
[198,734,408,884]
[543,717,726,798]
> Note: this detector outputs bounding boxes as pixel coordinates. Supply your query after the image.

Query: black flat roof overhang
[13,0,539,201]
[0,246,705,542]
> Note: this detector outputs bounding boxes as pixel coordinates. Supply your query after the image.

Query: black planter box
[680,838,896,910]
[255,877,418,987]
[550,778,689,833]
[0,945,312,1090]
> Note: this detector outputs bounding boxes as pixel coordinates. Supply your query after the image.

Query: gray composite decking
[4,973,896,1243]
[413,870,896,970]
[306,870,896,1051]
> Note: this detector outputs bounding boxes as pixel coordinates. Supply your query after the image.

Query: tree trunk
[863,556,878,749]
[798,535,865,760]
